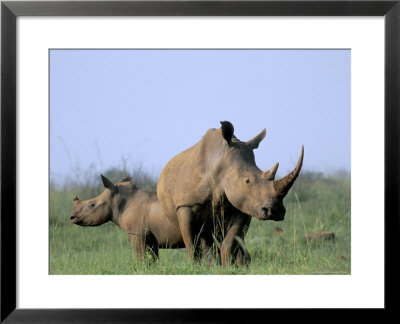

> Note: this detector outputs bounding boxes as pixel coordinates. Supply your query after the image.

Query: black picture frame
[1,0,399,322]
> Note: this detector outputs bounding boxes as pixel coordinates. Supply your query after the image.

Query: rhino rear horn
[73,195,79,201]
[274,145,304,197]
[262,162,279,181]
[246,128,266,150]
[101,174,117,193]
[220,121,234,144]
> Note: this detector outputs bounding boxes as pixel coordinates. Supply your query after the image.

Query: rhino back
[157,128,223,221]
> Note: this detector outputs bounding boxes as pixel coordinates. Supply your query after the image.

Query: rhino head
[218,121,303,221]
[70,175,134,226]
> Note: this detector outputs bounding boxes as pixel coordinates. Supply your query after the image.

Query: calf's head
[70,175,135,226]
[219,121,303,221]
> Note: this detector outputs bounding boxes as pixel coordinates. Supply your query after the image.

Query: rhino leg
[199,234,218,265]
[235,239,251,267]
[176,206,202,262]
[220,214,251,267]
[234,216,251,267]
[129,232,159,263]
[129,235,146,261]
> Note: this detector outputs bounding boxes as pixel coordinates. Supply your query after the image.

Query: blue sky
[50,49,350,183]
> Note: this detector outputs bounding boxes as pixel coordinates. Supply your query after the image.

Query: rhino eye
[244,178,250,184]
[88,202,95,209]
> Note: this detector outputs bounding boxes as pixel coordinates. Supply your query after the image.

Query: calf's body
[70,175,184,260]
[119,189,185,258]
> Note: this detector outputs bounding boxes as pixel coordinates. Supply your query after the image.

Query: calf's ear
[101,174,117,193]
[119,175,132,183]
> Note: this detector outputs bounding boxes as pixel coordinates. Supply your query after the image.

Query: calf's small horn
[274,145,304,197]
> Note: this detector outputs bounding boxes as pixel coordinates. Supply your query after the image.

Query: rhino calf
[70,175,185,261]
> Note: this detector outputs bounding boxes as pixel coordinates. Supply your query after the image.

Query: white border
[17,17,384,308]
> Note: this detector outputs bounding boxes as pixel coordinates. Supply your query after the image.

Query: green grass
[49,170,350,275]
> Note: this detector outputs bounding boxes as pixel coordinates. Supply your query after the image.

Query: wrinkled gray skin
[157,121,304,266]
[70,175,185,261]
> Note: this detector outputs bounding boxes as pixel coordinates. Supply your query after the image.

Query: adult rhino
[157,121,304,266]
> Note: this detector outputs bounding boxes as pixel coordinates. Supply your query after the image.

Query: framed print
[1,0,399,322]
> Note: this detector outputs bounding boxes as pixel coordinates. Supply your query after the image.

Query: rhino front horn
[274,145,304,197]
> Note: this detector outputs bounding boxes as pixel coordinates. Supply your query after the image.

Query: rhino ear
[101,174,117,193]
[119,175,132,183]
[220,121,234,144]
[246,128,266,150]
[73,195,79,202]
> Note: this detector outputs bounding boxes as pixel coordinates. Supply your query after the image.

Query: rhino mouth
[256,214,284,221]
[255,207,285,221]
[257,207,272,221]
[256,214,276,221]
[70,215,82,225]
